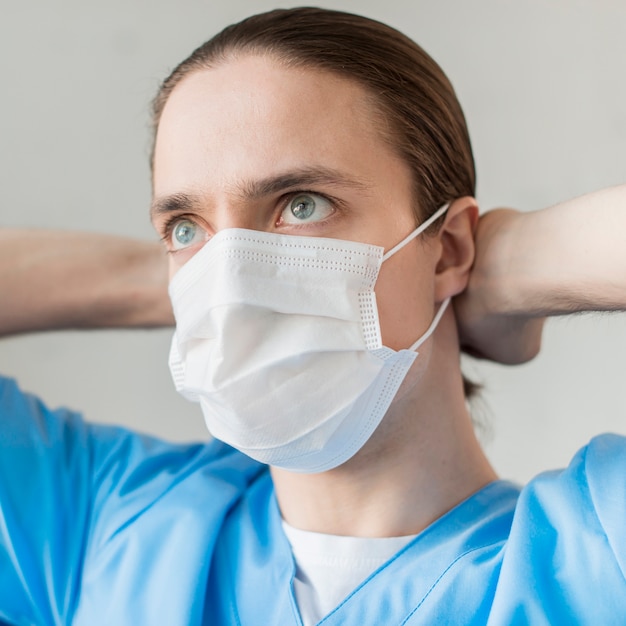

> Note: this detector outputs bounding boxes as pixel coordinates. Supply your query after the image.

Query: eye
[279,193,334,225]
[169,219,207,251]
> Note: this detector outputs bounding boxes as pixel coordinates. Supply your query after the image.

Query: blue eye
[280,194,333,225]
[170,219,205,250]
[291,196,315,220]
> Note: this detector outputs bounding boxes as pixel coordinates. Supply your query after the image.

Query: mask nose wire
[381,202,450,262]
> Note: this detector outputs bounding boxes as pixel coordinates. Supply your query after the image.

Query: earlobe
[434,197,479,302]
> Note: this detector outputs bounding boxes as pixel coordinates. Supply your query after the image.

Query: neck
[270,313,497,538]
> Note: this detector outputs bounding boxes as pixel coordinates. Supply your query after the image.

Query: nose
[210,200,268,233]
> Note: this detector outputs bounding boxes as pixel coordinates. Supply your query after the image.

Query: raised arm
[0,230,174,337]
[456,184,626,363]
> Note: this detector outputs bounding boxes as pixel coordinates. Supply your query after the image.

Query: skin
[0,230,171,336]
[152,53,497,537]
[456,187,626,363]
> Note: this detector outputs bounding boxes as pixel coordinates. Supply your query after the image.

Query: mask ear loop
[379,202,452,352]
[408,297,451,351]
[382,202,450,262]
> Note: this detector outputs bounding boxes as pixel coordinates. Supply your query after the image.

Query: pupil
[175,221,195,244]
[291,196,315,220]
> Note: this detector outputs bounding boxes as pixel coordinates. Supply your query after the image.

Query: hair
[151,7,479,398]
[152,7,475,221]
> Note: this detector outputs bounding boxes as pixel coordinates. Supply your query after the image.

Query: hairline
[151,48,428,224]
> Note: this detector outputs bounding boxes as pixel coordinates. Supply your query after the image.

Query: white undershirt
[282,521,417,626]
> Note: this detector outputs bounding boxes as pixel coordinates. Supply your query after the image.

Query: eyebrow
[150,166,371,220]
[150,192,201,221]
[236,166,371,199]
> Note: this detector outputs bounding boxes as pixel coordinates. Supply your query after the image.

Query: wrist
[469,209,527,317]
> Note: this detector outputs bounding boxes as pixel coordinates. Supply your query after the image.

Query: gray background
[1,0,624,483]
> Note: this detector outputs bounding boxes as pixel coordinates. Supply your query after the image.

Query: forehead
[152,54,400,196]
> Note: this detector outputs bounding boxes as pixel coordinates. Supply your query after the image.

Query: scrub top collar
[209,472,521,625]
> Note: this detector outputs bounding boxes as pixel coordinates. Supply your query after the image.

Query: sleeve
[0,376,95,625]
[583,433,626,579]
[490,433,626,623]
[0,375,265,626]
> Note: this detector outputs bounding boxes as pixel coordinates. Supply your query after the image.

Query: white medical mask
[169,204,450,473]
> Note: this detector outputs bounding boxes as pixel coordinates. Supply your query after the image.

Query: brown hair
[152,7,475,223]
[152,7,479,398]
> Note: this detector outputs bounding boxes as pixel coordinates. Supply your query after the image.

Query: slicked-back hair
[152,7,476,224]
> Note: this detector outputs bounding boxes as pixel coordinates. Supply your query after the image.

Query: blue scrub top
[1,375,626,625]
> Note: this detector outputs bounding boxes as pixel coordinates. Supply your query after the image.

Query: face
[151,54,441,350]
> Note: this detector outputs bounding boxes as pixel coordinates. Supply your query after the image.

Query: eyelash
[157,190,341,244]
[159,213,198,244]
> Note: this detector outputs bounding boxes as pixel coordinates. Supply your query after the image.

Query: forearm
[478,185,626,317]
[0,230,173,336]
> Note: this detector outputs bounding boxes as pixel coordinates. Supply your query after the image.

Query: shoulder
[0,374,266,623]
[86,416,266,544]
[509,434,626,564]
[515,434,626,538]
[0,373,263,496]
[523,434,626,571]
[490,435,626,623]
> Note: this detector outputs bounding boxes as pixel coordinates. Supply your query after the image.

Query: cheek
[374,250,437,350]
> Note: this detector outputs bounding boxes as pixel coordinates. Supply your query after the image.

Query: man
[1,8,625,625]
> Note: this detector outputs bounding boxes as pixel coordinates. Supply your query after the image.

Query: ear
[434,197,479,302]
